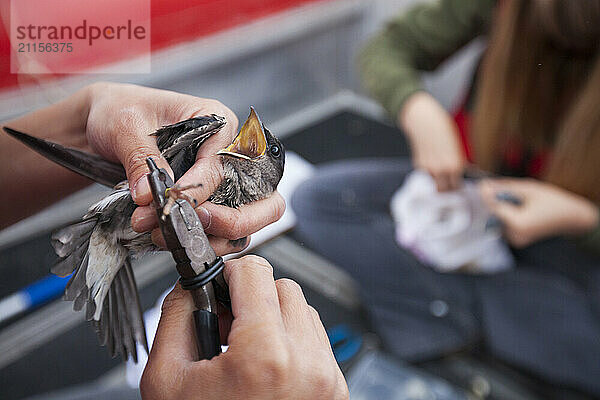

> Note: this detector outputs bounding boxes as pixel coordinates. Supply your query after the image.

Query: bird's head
[217,107,285,193]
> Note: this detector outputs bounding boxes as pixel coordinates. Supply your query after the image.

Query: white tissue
[390,170,513,274]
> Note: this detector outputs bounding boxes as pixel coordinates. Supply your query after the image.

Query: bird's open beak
[217,107,267,160]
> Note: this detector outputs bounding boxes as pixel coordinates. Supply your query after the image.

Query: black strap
[179,257,225,291]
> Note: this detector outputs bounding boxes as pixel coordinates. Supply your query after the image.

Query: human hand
[479,178,599,248]
[399,92,465,191]
[84,82,285,255]
[141,255,349,400]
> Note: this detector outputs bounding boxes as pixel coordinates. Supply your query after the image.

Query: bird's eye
[270,144,281,157]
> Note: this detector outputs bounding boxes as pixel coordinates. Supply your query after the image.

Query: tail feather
[114,271,138,362]
[73,285,88,311]
[85,298,96,321]
[92,258,147,361]
[123,258,148,354]
[102,300,115,356]
[108,284,125,360]
[95,300,109,346]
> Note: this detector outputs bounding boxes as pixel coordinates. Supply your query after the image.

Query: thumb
[149,284,198,363]
[489,200,521,225]
[110,117,173,205]
[480,182,519,221]
[120,141,173,206]
[141,284,198,400]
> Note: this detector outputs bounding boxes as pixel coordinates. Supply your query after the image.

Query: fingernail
[197,206,211,229]
[132,176,150,204]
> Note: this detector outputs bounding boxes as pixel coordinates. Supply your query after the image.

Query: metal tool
[146,157,229,360]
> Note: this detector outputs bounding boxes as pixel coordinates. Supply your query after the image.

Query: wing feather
[3,127,126,187]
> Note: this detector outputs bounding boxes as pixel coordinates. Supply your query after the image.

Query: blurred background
[0,1,595,399]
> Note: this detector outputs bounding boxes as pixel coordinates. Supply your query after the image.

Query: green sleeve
[358,0,495,117]
[576,211,600,256]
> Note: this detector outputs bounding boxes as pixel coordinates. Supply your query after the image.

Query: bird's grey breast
[210,158,277,208]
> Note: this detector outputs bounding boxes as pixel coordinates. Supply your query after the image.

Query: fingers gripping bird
[3,108,285,361]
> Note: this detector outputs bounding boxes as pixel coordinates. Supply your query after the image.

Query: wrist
[564,195,599,236]
[398,91,431,136]
[6,84,93,148]
[398,92,457,141]
[62,84,94,145]
[574,202,600,235]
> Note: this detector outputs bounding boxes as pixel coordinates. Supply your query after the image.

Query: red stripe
[453,103,550,176]
[0,0,328,91]
[453,106,473,162]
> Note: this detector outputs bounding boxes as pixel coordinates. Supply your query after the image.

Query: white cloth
[390,170,514,274]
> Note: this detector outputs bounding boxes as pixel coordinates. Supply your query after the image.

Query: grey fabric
[291,158,600,396]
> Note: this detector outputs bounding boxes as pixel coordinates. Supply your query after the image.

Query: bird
[2,107,285,362]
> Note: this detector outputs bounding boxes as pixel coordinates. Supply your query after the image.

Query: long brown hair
[471,0,600,202]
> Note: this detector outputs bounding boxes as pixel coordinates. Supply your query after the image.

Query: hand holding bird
[2,82,285,250]
[2,83,286,361]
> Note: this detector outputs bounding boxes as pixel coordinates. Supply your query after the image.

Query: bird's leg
[162,183,204,217]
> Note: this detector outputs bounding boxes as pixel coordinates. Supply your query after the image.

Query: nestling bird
[3,108,285,361]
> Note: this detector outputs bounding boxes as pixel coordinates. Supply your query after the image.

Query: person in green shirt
[293,0,600,396]
[359,0,600,251]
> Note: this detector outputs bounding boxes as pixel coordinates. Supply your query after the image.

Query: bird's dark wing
[152,114,225,152]
[3,127,126,187]
[153,115,226,178]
